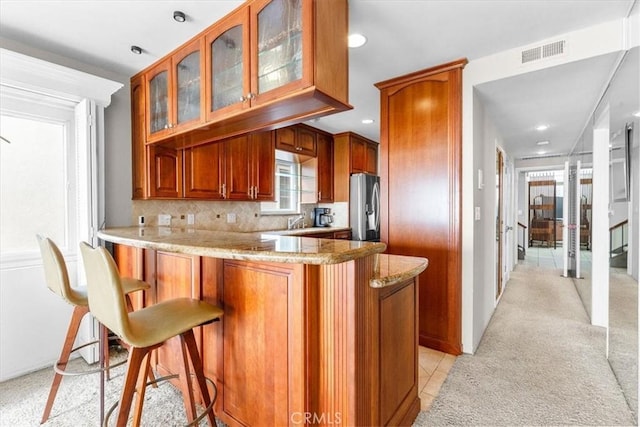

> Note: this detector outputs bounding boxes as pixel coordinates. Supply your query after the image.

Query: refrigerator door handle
[372,181,380,232]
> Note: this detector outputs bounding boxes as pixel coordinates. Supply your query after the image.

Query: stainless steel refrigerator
[350,173,381,241]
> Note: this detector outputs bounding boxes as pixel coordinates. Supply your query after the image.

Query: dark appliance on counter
[313,207,333,227]
[350,173,380,241]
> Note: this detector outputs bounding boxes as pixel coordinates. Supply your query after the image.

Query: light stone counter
[98,227,384,265]
[370,254,429,288]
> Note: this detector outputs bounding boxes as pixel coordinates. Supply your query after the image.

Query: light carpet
[415,264,635,426]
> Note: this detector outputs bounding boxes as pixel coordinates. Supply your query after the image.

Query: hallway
[415,260,635,426]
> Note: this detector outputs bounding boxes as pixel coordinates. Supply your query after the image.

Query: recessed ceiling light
[130,45,143,55]
[634,111,640,117]
[535,124,549,131]
[537,150,546,155]
[173,11,186,22]
[362,118,374,124]
[536,140,550,146]
[348,33,367,48]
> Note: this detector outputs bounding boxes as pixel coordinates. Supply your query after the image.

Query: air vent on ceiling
[521,40,566,64]
[519,152,567,161]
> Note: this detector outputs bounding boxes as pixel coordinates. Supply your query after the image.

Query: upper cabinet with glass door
[137,0,349,146]
[146,39,205,143]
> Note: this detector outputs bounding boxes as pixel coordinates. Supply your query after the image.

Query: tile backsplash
[132,200,348,232]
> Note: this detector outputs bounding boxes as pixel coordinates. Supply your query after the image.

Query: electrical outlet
[226,213,236,223]
[138,215,145,226]
[187,214,195,225]
[158,214,171,226]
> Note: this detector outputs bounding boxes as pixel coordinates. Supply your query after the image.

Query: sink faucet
[287,215,305,230]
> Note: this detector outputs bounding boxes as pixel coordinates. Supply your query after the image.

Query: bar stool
[37,235,150,424]
[80,242,223,427]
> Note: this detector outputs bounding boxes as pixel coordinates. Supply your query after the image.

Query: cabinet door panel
[184,142,225,199]
[176,49,202,125]
[149,145,182,198]
[250,131,275,200]
[275,127,297,152]
[225,135,252,200]
[206,7,251,122]
[351,138,366,173]
[146,63,172,141]
[251,0,311,106]
[154,252,201,383]
[365,142,378,174]
[131,76,147,199]
[221,261,301,426]
[296,126,317,156]
[316,133,333,202]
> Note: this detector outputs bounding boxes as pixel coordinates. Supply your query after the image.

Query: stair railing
[517,222,527,260]
[609,220,628,259]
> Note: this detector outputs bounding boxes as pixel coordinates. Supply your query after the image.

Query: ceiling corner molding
[0,48,123,107]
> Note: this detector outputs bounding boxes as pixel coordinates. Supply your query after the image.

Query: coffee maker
[313,207,333,227]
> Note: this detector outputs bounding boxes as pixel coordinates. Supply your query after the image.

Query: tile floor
[418,345,456,411]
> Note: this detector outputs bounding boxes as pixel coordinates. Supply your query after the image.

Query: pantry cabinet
[145,39,205,143]
[132,0,349,148]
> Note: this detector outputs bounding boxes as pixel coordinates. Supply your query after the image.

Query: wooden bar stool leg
[116,347,147,427]
[40,305,88,424]
[182,330,216,427]
[178,336,197,422]
[131,351,152,427]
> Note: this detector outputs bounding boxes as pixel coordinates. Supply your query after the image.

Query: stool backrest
[79,242,132,342]
[36,235,86,307]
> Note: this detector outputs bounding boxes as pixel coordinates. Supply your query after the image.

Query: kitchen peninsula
[98,227,427,426]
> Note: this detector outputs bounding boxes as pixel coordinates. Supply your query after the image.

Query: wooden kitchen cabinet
[131,75,147,199]
[376,59,466,355]
[131,0,349,148]
[184,141,226,199]
[225,131,275,200]
[148,145,183,198]
[145,39,205,143]
[333,132,379,202]
[316,131,334,202]
[275,124,317,156]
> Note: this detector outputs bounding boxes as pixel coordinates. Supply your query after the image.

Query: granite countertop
[370,254,429,288]
[98,227,385,265]
[260,226,351,236]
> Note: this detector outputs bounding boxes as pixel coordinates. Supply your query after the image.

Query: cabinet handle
[221,183,226,199]
[318,191,322,200]
[252,186,257,199]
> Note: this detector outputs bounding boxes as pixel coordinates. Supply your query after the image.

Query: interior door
[496,149,504,299]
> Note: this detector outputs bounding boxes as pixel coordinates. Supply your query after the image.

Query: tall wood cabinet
[375,59,467,355]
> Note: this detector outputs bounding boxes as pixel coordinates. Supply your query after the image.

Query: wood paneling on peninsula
[100,227,427,426]
[376,59,467,355]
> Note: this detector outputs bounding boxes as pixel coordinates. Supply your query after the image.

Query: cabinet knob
[246,92,256,100]
[240,95,248,102]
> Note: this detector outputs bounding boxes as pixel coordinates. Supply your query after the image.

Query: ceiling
[0,0,636,161]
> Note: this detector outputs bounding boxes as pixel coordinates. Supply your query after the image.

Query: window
[261,158,300,214]
[0,90,76,256]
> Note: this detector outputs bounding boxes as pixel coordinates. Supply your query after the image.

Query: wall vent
[521,40,566,64]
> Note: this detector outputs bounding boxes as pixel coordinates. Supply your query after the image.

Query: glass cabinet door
[256,0,302,94]
[212,25,244,111]
[149,68,170,134]
[176,50,201,125]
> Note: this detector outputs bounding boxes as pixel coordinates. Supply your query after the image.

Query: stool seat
[126,298,223,349]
